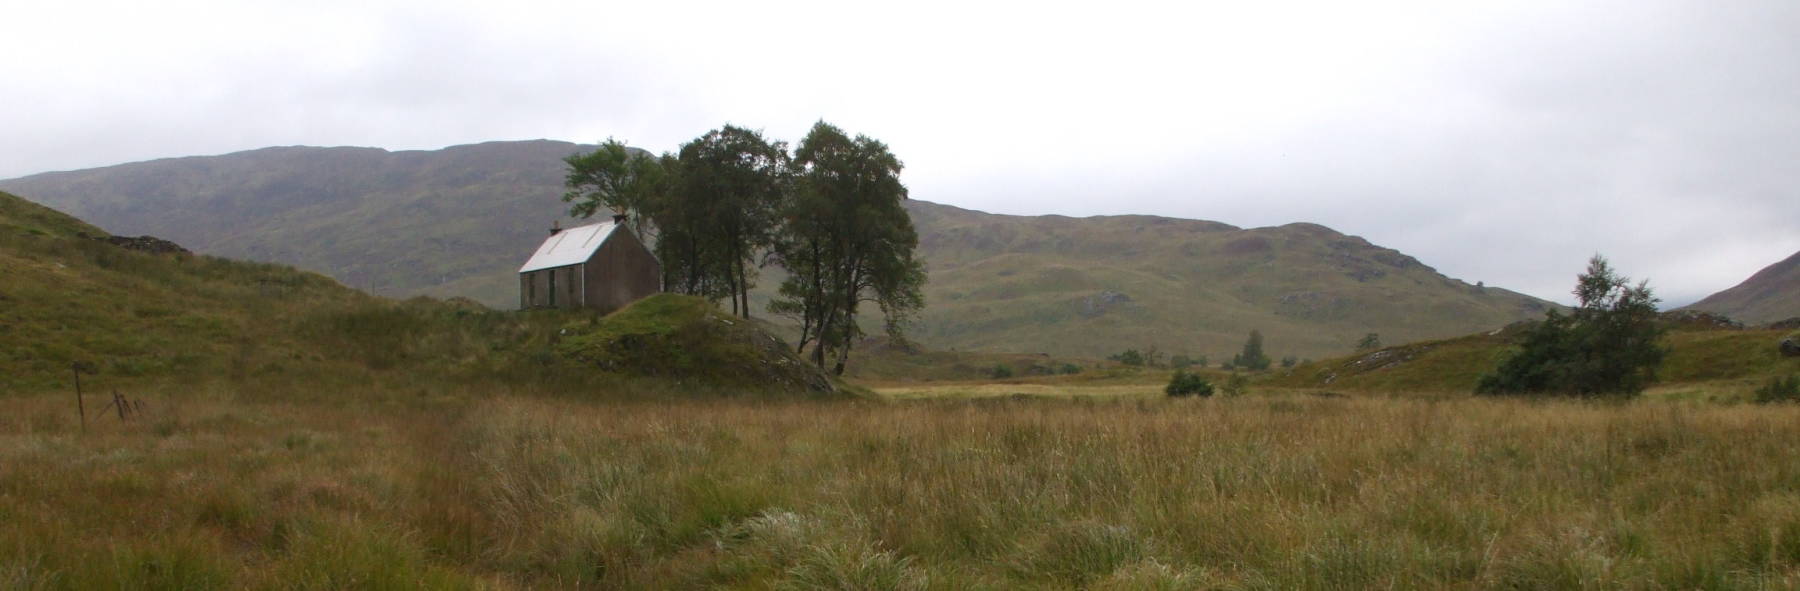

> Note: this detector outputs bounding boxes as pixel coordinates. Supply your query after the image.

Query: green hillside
[2,142,1557,359]
[1,189,374,392]
[1267,321,1800,395]
[0,189,828,395]
[1681,249,1800,325]
[907,201,1553,360]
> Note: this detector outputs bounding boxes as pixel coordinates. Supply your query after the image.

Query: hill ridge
[1681,249,1800,325]
[2,142,1557,359]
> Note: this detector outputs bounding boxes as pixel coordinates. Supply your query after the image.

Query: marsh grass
[6,389,1800,589]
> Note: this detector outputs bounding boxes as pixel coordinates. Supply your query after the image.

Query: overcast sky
[5,0,1797,306]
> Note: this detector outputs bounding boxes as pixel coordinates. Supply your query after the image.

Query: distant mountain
[903,201,1553,359]
[1681,250,1800,325]
[2,141,1557,359]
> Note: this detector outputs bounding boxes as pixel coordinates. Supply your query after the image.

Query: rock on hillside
[1681,249,1800,326]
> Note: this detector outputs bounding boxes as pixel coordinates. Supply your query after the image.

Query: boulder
[1781,337,1800,358]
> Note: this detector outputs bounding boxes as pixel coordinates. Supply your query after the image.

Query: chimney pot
[549,220,562,235]
[612,213,628,225]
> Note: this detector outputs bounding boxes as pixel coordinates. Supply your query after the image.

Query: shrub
[1169,355,1206,369]
[1164,371,1213,397]
[1109,350,1145,367]
[1280,355,1297,369]
[1356,333,1382,351]
[1756,375,1800,403]
[991,364,1015,379]
[1222,373,1248,396]
[1059,363,1082,375]
[1477,255,1664,397]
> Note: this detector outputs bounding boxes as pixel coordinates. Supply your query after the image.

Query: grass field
[10,188,1800,588]
[7,383,1800,589]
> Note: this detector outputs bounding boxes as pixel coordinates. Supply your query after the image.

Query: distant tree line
[561,122,924,375]
[1107,329,1304,372]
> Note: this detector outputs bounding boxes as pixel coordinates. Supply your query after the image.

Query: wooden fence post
[73,365,86,433]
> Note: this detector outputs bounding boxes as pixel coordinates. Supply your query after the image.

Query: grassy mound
[556,294,838,395]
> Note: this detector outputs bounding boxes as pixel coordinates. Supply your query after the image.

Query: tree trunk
[684,232,701,295]
[832,266,863,375]
[737,254,752,319]
[798,239,824,354]
[812,311,832,368]
[833,331,853,376]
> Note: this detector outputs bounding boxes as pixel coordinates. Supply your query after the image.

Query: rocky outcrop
[1078,291,1132,318]
[1659,310,1742,330]
[78,232,190,255]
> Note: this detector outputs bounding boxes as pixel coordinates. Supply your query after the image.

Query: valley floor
[5,384,1800,589]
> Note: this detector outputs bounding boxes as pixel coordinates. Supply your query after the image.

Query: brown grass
[5,384,1800,589]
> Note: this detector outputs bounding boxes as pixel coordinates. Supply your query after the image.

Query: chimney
[549,220,562,236]
[612,213,628,225]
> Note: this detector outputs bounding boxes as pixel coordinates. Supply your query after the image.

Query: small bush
[1164,371,1213,397]
[1169,355,1205,369]
[1356,333,1382,351]
[1059,363,1082,375]
[1109,350,1145,367]
[1756,375,1800,403]
[1222,373,1248,396]
[991,364,1014,379]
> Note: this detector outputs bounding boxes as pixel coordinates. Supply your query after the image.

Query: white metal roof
[518,221,619,273]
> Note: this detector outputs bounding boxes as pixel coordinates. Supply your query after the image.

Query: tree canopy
[770,121,924,375]
[668,126,788,317]
[561,121,923,375]
[1232,330,1271,371]
[561,139,665,241]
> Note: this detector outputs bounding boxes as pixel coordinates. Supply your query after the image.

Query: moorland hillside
[3,143,1558,359]
[0,189,830,395]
